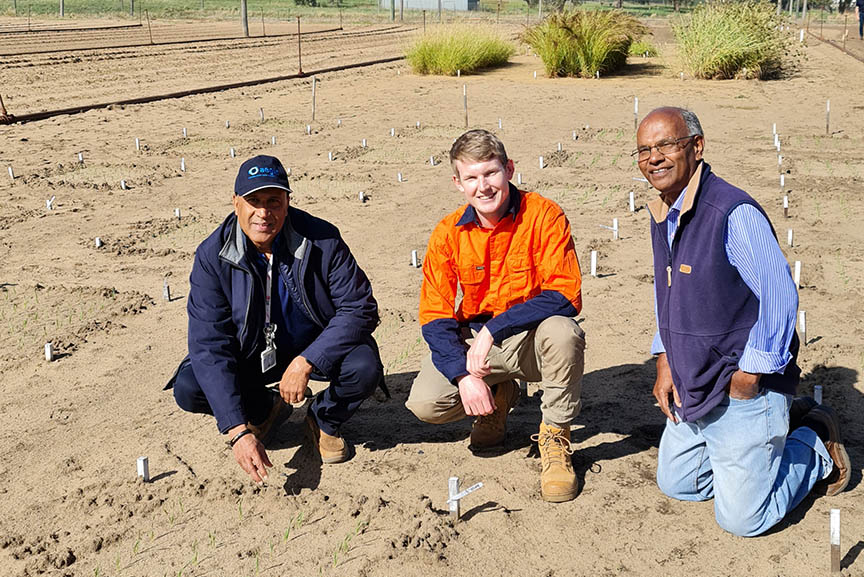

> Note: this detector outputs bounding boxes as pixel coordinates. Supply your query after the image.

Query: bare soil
[1,15,862,577]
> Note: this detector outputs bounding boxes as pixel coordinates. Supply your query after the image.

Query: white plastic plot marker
[7,166,14,180]
[784,195,789,218]
[259,107,264,122]
[794,260,801,288]
[135,137,140,151]
[595,71,600,79]
[390,127,395,137]
[411,250,420,268]
[225,120,230,129]
[397,172,403,183]
[361,138,367,148]
[778,155,783,168]
[679,71,684,80]
[801,311,809,349]
[416,121,421,129]
[328,151,333,161]
[463,84,468,129]
[498,118,503,129]
[799,29,805,43]
[180,158,186,172]
[337,118,342,127]
[182,127,187,138]
[46,195,56,210]
[120,180,128,190]
[613,218,619,240]
[95,237,104,248]
[517,173,522,186]
[457,69,461,77]
[787,229,793,247]
[44,342,53,362]
[230,148,236,158]
[271,136,276,145]
[447,477,483,521]
[572,130,577,141]
[306,124,311,135]
[772,123,777,135]
[826,99,830,136]
[78,152,84,165]
[359,191,366,203]
[629,191,635,212]
[174,208,181,220]
[830,509,841,573]
[533,71,537,79]
[780,174,785,192]
[163,279,171,301]
[137,456,150,482]
[590,250,598,277]
[429,155,436,166]
[539,156,544,169]
[557,142,562,152]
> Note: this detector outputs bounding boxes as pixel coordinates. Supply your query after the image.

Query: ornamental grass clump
[405,25,515,76]
[522,9,647,78]
[629,38,659,57]
[673,1,791,79]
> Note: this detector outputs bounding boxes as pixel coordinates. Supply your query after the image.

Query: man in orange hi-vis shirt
[406,129,586,502]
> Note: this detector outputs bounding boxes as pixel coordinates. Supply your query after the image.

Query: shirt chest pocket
[457,264,486,312]
[508,252,539,301]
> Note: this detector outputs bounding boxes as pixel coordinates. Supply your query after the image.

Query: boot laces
[531,430,575,466]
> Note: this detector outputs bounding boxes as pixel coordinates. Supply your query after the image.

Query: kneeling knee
[716,514,765,538]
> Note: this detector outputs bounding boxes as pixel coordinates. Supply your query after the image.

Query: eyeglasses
[631,135,698,162]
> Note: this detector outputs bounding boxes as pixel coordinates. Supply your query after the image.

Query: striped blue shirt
[651,189,798,375]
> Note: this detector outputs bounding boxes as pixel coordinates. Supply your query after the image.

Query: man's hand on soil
[228,425,272,484]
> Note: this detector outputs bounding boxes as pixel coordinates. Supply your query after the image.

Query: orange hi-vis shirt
[420,186,582,382]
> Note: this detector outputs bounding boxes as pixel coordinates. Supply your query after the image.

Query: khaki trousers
[406,316,586,429]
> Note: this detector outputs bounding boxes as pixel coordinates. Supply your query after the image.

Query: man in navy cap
[167,155,383,483]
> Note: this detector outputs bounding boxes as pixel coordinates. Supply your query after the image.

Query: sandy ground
[1,15,863,577]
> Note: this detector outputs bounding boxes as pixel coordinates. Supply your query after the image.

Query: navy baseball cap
[234,155,292,197]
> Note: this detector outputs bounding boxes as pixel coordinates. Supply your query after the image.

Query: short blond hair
[449,129,508,178]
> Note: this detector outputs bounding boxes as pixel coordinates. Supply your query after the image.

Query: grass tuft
[628,38,659,57]
[405,25,515,76]
[522,9,647,79]
[673,1,793,79]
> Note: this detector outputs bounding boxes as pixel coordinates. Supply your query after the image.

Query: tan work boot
[305,412,350,464]
[531,422,578,503]
[470,380,520,451]
[247,391,291,447]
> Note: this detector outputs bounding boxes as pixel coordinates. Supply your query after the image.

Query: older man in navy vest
[638,107,850,537]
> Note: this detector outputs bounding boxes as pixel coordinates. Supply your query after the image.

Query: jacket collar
[456,182,522,227]
[647,161,706,224]
[218,209,308,267]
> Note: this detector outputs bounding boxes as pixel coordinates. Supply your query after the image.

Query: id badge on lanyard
[260,254,278,373]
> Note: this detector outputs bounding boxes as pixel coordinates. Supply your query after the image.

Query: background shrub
[673,1,791,79]
[405,25,515,76]
[522,9,647,78]
[629,38,659,57]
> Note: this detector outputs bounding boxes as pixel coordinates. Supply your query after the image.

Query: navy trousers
[172,341,383,436]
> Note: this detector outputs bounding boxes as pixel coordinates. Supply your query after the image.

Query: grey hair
[679,108,703,137]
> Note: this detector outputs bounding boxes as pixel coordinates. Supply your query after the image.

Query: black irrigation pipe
[0,22,144,35]
[0,25,346,57]
[4,55,404,125]
[807,30,864,65]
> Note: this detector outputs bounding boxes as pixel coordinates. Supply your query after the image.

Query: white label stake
[830,509,840,573]
[137,456,150,482]
[612,218,619,240]
[800,310,807,348]
[787,229,793,247]
[44,343,53,362]
[411,250,420,268]
[794,261,801,288]
[7,166,13,180]
[539,156,544,169]
[590,250,598,277]
[629,191,635,212]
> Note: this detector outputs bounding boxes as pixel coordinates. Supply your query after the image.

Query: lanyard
[264,254,273,326]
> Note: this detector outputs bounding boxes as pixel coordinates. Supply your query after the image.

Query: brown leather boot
[470,380,520,451]
[532,422,577,503]
[247,391,291,447]
[305,413,350,464]
[803,406,851,496]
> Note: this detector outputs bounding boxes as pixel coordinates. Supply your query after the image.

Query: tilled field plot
[1,16,863,577]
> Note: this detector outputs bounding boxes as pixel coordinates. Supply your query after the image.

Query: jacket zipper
[295,247,325,328]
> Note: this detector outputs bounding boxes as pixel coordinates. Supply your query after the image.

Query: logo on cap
[248,166,259,176]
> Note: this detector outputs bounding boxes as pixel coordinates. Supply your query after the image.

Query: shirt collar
[669,186,687,214]
[456,182,522,227]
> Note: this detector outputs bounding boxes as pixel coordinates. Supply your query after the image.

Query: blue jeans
[656,389,833,537]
